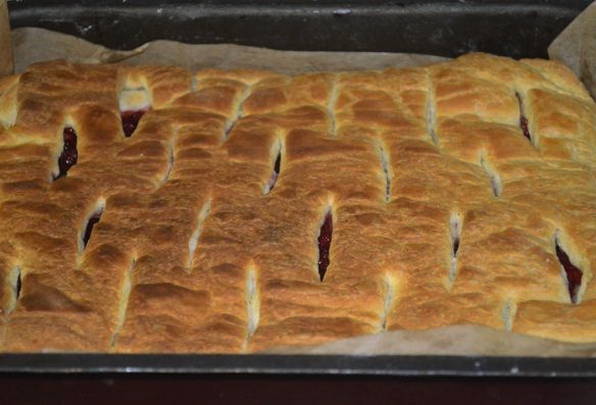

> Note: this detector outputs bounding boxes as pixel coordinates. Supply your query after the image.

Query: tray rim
[6,0,592,57]
[5,0,593,7]
[0,353,595,377]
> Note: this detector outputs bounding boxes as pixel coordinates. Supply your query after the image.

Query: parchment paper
[8,27,448,75]
[0,1,595,357]
[265,325,596,357]
[549,1,596,99]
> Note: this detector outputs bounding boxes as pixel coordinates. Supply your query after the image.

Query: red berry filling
[264,152,281,193]
[273,152,281,175]
[452,237,460,257]
[121,110,147,137]
[555,243,582,304]
[82,211,103,249]
[16,270,22,300]
[515,93,532,142]
[519,116,531,142]
[317,211,333,281]
[54,127,78,180]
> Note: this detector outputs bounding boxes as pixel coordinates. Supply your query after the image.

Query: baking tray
[7,0,592,58]
[2,0,595,377]
[0,354,596,377]
[1,354,596,377]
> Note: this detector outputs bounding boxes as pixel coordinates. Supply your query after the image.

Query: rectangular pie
[0,53,594,353]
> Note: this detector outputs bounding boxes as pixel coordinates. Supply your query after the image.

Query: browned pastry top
[0,53,594,353]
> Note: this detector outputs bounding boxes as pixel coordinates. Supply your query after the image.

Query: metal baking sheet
[7,0,592,58]
[0,354,595,377]
[2,0,595,377]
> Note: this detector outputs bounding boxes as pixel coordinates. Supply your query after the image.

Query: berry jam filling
[265,152,281,193]
[450,213,461,257]
[82,211,103,249]
[555,242,582,304]
[274,151,281,174]
[515,93,532,142]
[15,270,22,300]
[54,127,78,180]
[452,237,460,257]
[317,211,333,281]
[378,145,391,202]
[121,110,147,137]
[519,116,531,142]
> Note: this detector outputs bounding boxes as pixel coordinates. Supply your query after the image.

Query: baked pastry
[0,53,594,353]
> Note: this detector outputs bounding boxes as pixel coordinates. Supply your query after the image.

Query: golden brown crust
[0,53,594,353]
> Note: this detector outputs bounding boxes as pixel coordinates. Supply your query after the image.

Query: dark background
[1,374,596,404]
